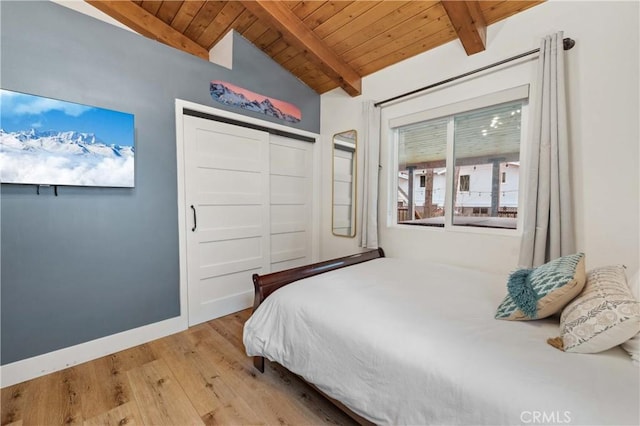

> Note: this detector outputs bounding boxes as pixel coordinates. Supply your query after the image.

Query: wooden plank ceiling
[86,1,544,96]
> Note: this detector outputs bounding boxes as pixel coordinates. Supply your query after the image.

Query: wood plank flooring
[1,310,357,426]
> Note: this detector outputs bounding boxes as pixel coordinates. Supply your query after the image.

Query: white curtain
[519,31,575,267]
[360,101,381,249]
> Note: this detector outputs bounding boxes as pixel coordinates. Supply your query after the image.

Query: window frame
[388,85,529,235]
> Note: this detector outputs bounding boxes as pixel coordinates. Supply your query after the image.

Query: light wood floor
[1,309,357,426]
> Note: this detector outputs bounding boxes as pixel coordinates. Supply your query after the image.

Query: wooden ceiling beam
[86,0,209,61]
[441,0,486,55]
[240,0,361,96]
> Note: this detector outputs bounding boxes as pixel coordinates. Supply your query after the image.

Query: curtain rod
[374,37,576,108]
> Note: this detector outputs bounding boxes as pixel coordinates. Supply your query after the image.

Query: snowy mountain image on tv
[0,89,135,187]
[210,80,301,123]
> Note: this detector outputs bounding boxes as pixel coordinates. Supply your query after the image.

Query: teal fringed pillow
[495,253,586,321]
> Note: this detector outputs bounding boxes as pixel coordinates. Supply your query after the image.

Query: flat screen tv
[0,89,135,188]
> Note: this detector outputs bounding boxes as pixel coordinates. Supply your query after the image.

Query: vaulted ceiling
[86,1,544,96]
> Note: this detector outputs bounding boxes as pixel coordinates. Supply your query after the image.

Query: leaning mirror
[332,130,357,237]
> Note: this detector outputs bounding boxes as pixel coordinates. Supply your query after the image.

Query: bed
[243,249,639,425]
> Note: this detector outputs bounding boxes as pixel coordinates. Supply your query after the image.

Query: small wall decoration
[0,89,135,188]
[210,80,301,123]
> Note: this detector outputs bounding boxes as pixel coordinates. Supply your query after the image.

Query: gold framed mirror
[332,130,357,237]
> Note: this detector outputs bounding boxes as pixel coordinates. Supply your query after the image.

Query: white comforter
[243,258,639,425]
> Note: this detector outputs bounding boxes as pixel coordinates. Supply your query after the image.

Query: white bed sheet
[243,258,640,425]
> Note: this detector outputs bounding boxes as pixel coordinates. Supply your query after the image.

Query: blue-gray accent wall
[0,1,320,365]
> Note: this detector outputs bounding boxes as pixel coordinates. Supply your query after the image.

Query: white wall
[320,0,639,275]
[50,1,137,33]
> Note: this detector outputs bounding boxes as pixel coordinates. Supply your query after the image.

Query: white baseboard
[188,290,253,327]
[0,315,187,388]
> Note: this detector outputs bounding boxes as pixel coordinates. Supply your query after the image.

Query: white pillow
[621,269,640,363]
[559,265,640,353]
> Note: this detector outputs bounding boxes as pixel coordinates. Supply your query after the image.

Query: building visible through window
[394,94,526,230]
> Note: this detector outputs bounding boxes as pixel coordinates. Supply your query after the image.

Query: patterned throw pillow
[559,265,640,354]
[621,269,640,362]
[495,253,586,321]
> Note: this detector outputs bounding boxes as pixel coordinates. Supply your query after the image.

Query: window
[397,117,447,224]
[459,175,470,192]
[393,87,527,230]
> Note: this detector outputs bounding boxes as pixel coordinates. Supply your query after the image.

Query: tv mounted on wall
[0,89,135,188]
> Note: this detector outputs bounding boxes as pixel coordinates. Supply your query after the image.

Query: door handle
[191,205,197,232]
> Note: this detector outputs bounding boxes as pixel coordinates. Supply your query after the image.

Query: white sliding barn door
[269,135,313,272]
[183,116,270,326]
